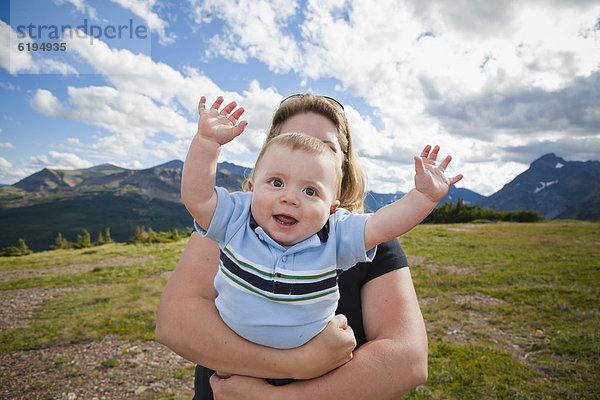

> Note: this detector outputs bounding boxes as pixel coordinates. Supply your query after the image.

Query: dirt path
[0,259,194,399]
[0,256,158,282]
[0,286,83,330]
[0,335,194,399]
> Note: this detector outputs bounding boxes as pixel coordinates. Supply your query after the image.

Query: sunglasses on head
[280,93,345,111]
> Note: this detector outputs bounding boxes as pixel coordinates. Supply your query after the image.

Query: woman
[156,93,429,399]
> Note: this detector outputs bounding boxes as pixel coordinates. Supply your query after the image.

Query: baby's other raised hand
[196,95,248,145]
[414,145,463,203]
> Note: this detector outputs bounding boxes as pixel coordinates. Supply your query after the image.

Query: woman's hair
[262,93,366,212]
[252,132,343,198]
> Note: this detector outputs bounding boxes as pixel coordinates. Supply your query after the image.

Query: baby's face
[249,144,340,248]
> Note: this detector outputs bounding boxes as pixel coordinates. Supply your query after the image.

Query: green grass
[0,221,598,399]
[400,221,599,399]
[415,342,539,399]
[0,241,182,290]
[0,240,185,352]
[0,241,167,271]
[0,277,166,352]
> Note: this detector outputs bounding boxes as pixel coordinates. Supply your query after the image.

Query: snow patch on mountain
[534,180,559,193]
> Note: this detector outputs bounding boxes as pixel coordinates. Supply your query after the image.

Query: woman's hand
[289,314,356,380]
[210,374,273,400]
[210,315,355,399]
[414,145,463,203]
[196,95,248,145]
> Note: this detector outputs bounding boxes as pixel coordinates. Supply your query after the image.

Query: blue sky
[0,0,599,196]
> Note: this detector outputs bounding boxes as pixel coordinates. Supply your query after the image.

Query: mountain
[2,153,597,251]
[14,163,128,192]
[555,189,600,221]
[0,160,245,251]
[364,191,405,212]
[439,186,486,207]
[481,154,600,219]
[365,186,486,212]
[154,160,184,169]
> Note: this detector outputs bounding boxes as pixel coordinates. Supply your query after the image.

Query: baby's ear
[330,200,340,214]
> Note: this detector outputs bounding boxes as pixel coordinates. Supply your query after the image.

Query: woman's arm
[155,232,355,379]
[210,267,428,400]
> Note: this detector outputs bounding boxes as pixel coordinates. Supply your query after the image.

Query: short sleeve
[331,209,376,270]
[194,187,252,245]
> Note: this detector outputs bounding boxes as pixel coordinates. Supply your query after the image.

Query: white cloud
[10,0,600,196]
[54,0,98,20]
[0,82,17,91]
[25,41,284,165]
[30,89,64,116]
[0,20,39,75]
[0,156,11,168]
[504,136,600,164]
[0,156,33,184]
[297,1,600,120]
[48,32,286,161]
[427,71,600,142]
[109,0,176,45]
[0,142,15,149]
[63,30,223,113]
[194,0,600,195]
[362,158,414,195]
[0,152,94,185]
[30,85,196,147]
[26,151,93,170]
[0,20,78,75]
[190,0,302,73]
[28,83,195,164]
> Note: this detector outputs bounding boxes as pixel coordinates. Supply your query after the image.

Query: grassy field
[0,221,598,399]
[402,221,599,399]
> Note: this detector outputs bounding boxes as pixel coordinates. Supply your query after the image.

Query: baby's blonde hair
[264,93,366,212]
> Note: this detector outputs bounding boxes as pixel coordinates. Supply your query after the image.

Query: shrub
[100,358,119,369]
[73,229,93,249]
[103,227,112,243]
[423,199,545,224]
[128,225,183,244]
[1,238,32,256]
[50,233,72,250]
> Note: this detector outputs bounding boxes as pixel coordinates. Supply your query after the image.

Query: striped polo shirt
[196,186,376,349]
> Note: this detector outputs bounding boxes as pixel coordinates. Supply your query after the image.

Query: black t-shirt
[193,239,409,400]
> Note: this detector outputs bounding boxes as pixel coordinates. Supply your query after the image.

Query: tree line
[2,199,545,256]
[422,199,544,224]
[1,225,189,257]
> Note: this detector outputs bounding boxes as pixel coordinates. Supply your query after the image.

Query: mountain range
[0,160,246,251]
[1,153,598,251]
[480,154,600,220]
[364,186,484,213]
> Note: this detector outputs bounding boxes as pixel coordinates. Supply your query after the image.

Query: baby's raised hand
[197,96,248,145]
[414,145,463,203]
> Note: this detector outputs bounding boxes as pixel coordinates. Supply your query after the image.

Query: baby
[182,95,462,349]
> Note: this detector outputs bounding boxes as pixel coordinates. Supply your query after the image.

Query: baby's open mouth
[274,214,298,225]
